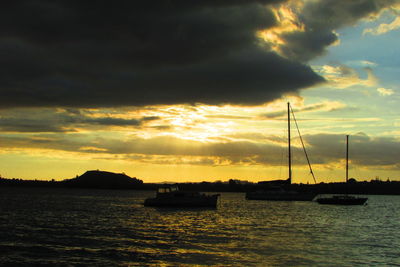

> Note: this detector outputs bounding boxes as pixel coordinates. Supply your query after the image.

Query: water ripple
[1,189,400,266]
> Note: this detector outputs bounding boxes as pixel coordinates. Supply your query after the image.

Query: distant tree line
[1,172,400,195]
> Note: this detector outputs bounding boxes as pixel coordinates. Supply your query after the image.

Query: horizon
[0,168,391,185]
[0,1,399,183]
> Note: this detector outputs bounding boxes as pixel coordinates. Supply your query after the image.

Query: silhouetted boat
[144,186,220,208]
[316,135,368,205]
[246,102,317,201]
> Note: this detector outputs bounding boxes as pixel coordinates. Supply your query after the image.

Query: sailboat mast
[288,102,292,184]
[346,135,349,183]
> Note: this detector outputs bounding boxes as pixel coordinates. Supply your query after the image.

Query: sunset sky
[0,0,399,183]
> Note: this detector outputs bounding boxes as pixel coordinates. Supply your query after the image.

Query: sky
[0,0,399,183]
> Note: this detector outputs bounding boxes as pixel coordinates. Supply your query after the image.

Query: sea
[0,187,399,266]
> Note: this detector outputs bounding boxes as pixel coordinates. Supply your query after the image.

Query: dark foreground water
[0,188,399,266]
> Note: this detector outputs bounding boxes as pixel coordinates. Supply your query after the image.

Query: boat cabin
[157,186,179,194]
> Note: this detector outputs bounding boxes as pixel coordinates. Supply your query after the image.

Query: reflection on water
[0,188,399,266]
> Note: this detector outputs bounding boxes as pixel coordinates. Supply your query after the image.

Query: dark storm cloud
[280,0,398,62]
[0,0,324,108]
[0,118,67,133]
[0,109,159,132]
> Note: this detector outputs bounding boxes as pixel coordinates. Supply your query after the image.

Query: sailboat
[316,135,368,205]
[245,102,317,201]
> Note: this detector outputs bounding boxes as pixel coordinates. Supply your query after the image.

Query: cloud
[0,0,327,108]
[261,101,346,119]
[345,60,378,68]
[314,64,378,89]
[1,1,396,109]
[377,87,395,96]
[305,133,400,168]
[262,0,398,62]
[0,108,159,132]
[363,11,400,35]
[2,130,398,170]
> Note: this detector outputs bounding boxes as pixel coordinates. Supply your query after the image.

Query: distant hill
[62,170,143,189]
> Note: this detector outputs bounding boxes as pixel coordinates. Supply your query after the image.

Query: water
[1,188,399,266]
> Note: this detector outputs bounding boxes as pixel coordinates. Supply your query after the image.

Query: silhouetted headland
[1,171,400,195]
[63,170,143,189]
[0,170,143,190]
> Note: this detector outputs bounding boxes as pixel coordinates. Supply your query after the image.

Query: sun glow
[1,97,398,182]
